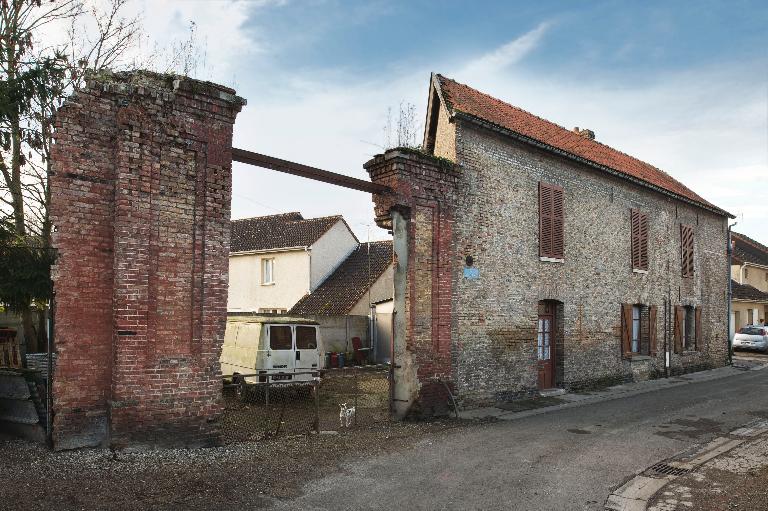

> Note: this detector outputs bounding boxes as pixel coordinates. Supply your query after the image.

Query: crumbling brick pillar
[365,149,459,417]
[50,71,244,449]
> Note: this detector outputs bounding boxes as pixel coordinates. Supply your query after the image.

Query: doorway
[537,300,560,390]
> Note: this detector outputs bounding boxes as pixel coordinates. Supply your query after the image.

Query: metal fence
[220,364,391,443]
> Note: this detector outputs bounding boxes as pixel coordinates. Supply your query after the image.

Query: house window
[674,305,700,352]
[745,268,749,279]
[680,224,694,277]
[261,258,275,285]
[258,308,286,314]
[538,182,564,260]
[630,209,648,271]
[622,303,657,357]
[631,305,641,353]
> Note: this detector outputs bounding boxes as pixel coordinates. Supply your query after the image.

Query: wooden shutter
[673,305,684,353]
[649,305,658,355]
[539,182,564,259]
[681,225,694,277]
[695,306,702,350]
[621,303,632,356]
[551,186,564,259]
[630,210,649,271]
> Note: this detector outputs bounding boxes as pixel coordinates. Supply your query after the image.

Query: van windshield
[296,326,317,349]
[270,325,292,350]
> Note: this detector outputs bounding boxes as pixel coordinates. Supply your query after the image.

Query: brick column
[365,149,459,417]
[50,71,244,449]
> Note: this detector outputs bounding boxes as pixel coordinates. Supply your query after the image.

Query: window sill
[261,282,276,286]
[540,257,564,264]
[632,268,648,274]
[628,355,654,361]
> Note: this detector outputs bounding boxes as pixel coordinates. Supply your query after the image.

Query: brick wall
[365,149,459,417]
[50,71,244,449]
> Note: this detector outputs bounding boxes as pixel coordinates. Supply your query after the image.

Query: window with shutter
[631,209,649,271]
[539,182,564,259]
[680,224,694,277]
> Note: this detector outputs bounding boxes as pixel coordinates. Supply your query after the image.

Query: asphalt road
[272,361,768,511]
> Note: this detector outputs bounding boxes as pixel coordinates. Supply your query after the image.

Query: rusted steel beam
[232,147,391,195]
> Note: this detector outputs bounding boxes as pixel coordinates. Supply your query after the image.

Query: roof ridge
[232,211,303,222]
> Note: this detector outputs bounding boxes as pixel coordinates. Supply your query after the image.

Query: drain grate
[649,462,690,477]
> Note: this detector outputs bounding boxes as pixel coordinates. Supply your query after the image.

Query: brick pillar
[365,149,459,417]
[50,71,244,449]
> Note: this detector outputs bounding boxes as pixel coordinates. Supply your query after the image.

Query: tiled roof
[732,232,768,267]
[230,212,349,252]
[732,280,768,302]
[289,241,393,315]
[434,74,729,216]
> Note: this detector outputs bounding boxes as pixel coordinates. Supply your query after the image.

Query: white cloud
[463,21,553,76]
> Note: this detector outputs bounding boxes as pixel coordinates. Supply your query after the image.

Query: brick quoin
[49,71,244,450]
[365,149,459,417]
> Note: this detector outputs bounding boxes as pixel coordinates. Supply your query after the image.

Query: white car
[733,325,768,352]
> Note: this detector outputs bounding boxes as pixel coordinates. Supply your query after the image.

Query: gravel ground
[0,419,470,510]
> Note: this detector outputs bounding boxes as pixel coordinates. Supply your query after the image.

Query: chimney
[573,127,595,140]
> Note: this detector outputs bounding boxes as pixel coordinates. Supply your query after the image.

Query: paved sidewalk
[459,360,766,422]
[646,421,768,510]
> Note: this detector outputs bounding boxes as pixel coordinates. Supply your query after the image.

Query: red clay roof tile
[434,74,729,216]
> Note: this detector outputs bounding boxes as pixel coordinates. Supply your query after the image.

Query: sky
[53,0,768,244]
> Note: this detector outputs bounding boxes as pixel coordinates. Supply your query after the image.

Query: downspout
[728,222,737,365]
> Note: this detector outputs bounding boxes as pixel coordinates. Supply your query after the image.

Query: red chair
[352,337,370,364]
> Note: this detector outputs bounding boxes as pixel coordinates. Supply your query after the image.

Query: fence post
[314,380,320,434]
[353,368,358,426]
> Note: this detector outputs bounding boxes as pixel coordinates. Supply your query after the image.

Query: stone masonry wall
[50,71,244,449]
[450,121,729,406]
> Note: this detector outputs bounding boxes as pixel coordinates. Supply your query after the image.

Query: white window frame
[261,258,275,285]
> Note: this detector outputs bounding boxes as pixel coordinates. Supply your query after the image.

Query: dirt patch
[0,419,471,510]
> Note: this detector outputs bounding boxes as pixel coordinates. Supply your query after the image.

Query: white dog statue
[339,402,356,428]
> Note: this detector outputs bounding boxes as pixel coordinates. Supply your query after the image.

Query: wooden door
[537,302,555,389]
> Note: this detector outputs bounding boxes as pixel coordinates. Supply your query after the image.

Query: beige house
[730,232,768,335]
[227,212,359,313]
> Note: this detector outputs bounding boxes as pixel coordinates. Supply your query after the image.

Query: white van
[220,316,321,385]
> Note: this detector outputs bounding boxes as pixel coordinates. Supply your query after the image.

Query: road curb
[460,364,762,422]
[603,419,768,510]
